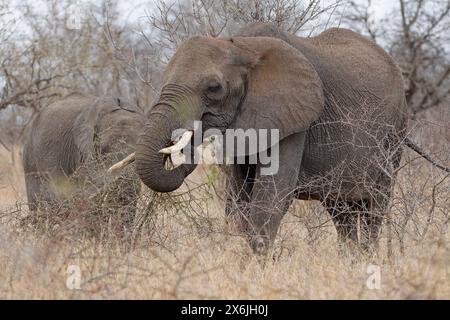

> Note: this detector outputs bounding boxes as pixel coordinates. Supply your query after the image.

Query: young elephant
[23,94,144,231]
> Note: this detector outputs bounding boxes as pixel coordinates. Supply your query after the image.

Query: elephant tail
[405,138,450,173]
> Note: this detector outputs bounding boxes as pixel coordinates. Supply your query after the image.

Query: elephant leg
[25,173,42,212]
[246,132,306,255]
[359,207,383,252]
[25,173,55,212]
[326,196,386,254]
[326,200,360,248]
[359,190,391,252]
[223,163,255,233]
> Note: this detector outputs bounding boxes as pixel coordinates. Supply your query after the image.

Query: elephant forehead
[163,37,233,84]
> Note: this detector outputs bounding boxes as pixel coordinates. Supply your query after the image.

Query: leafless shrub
[140,0,344,62]
[0,0,448,299]
[345,0,450,117]
[18,160,139,242]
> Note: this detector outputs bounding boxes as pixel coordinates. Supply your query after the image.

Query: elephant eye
[207,83,222,93]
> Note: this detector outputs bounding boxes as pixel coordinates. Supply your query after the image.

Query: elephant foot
[250,235,269,255]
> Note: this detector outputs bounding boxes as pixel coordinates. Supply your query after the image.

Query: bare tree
[0,0,153,148]
[345,0,450,116]
[142,0,344,63]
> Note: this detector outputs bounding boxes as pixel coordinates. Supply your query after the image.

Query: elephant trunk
[135,85,200,192]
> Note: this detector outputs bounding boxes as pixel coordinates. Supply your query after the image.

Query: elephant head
[135,36,324,192]
[73,97,143,169]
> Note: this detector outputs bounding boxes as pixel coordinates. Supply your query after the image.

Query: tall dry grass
[0,143,448,299]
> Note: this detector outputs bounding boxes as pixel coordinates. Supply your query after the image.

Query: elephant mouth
[159,130,194,171]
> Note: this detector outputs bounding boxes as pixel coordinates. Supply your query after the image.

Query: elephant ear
[73,99,103,163]
[230,36,324,140]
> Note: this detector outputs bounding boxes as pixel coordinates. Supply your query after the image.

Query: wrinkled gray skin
[135,23,408,255]
[23,94,143,228]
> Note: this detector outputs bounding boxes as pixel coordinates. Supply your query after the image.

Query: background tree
[0,0,156,149]
[345,0,450,116]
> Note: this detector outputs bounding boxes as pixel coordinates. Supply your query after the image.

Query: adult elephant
[23,94,143,232]
[132,23,413,254]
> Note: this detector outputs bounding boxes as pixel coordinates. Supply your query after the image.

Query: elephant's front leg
[223,164,253,233]
[247,132,306,255]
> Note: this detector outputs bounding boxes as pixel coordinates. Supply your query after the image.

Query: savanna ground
[0,115,449,299]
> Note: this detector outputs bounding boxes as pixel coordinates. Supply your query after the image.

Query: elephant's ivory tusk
[107,152,136,174]
[159,131,193,154]
[164,151,186,170]
[170,151,186,168]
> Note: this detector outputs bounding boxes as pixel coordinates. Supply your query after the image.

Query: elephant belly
[296,125,393,201]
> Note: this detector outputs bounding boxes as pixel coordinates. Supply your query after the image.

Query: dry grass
[0,145,449,300]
